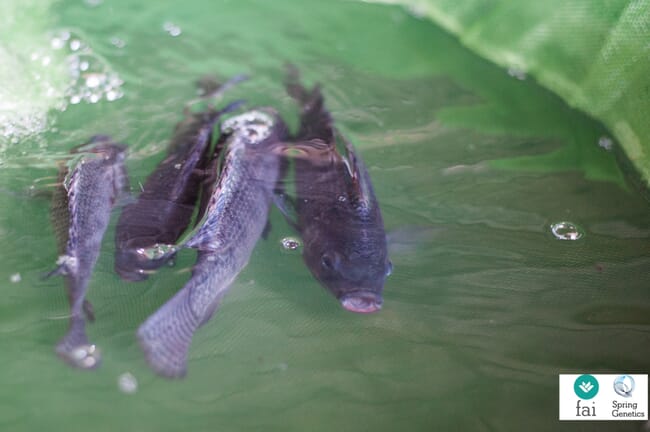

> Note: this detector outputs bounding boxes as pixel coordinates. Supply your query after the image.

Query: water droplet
[174,163,182,169]
[337,195,347,202]
[41,56,51,66]
[70,95,81,104]
[9,273,21,283]
[68,344,101,369]
[163,22,182,37]
[117,372,138,394]
[281,237,301,251]
[598,136,613,151]
[507,67,527,80]
[551,222,583,240]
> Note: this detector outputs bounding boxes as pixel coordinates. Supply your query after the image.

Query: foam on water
[0,3,124,149]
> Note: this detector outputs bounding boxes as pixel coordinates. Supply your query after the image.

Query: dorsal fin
[337,129,372,212]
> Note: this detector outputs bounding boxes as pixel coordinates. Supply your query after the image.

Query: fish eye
[385,260,393,277]
[321,254,334,270]
[321,253,341,271]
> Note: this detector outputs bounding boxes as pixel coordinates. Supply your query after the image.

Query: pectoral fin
[272,192,299,231]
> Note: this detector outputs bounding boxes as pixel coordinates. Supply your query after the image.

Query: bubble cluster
[551,222,584,241]
[67,344,101,369]
[50,30,125,106]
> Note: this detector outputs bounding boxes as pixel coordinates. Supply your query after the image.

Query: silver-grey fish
[48,135,128,368]
[137,108,287,378]
[281,65,391,313]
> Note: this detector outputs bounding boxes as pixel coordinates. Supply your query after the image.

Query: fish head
[220,108,288,149]
[72,135,127,159]
[302,225,391,314]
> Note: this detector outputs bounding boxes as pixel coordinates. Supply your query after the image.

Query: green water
[1,0,649,431]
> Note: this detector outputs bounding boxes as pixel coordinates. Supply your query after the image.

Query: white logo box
[559,374,648,421]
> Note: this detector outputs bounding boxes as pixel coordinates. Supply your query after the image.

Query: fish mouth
[339,291,383,314]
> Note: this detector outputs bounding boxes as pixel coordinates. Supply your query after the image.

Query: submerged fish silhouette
[280,66,391,313]
[48,135,128,368]
[114,76,246,281]
[137,108,288,378]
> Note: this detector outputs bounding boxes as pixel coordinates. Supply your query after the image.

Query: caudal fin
[137,288,199,378]
[55,316,101,369]
[284,64,334,143]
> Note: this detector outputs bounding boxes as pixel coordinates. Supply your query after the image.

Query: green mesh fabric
[370,0,650,190]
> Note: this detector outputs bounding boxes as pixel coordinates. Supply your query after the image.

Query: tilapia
[114,76,245,281]
[280,66,391,313]
[48,135,128,368]
[137,108,288,378]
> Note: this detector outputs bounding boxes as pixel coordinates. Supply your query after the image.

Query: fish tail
[196,74,249,103]
[285,63,322,108]
[137,287,200,378]
[219,99,246,116]
[55,315,101,369]
[284,63,333,142]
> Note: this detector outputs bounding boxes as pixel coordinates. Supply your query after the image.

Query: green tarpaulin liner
[370,0,650,191]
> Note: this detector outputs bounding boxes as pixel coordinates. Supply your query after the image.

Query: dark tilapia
[114,77,245,281]
[281,66,391,313]
[49,135,128,368]
[137,108,287,378]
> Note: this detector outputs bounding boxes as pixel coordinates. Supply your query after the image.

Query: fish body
[114,75,245,281]
[49,135,128,367]
[137,108,287,378]
[114,106,231,281]
[284,67,391,313]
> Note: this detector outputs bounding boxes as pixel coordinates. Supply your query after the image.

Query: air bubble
[163,22,182,37]
[9,273,21,283]
[110,36,126,48]
[507,67,527,80]
[69,39,82,51]
[598,136,613,151]
[281,237,302,251]
[118,372,138,394]
[551,222,584,240]
[67,344,101,369]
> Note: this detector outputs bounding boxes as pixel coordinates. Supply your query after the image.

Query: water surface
[0,1,648,431]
